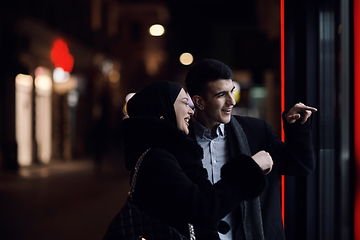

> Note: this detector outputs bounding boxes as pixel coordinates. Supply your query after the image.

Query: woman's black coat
[120,116,267,240]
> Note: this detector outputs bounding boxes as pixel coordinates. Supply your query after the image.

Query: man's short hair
[185,59,233,97]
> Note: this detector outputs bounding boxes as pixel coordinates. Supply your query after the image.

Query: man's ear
[192,95,204,110]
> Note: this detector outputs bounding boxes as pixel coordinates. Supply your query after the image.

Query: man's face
[199,79,236,128]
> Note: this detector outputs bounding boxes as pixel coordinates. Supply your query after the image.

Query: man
[185,59,317,240]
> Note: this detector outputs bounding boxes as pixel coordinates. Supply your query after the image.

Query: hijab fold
[127,81,182,127]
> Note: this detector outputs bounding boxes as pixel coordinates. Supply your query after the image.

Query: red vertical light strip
[280,0,285,228]
[354,0,360,238]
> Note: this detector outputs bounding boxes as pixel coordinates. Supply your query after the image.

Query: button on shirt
[193,118,237,240]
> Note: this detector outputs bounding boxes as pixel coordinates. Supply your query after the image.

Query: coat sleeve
[235,115,315,176]
[276,111,316,175]
[132,148,265,228]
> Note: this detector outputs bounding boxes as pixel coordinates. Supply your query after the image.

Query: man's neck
[193,113,220,138]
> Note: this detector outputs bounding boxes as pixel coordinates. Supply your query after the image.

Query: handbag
[103,148,196,240]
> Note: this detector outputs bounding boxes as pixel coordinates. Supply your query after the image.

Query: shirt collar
[192,117,225,139]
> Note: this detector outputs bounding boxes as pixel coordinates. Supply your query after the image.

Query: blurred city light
[248,86,267,119]
[53,76,78,95]
[34,72,53,164]
[51,39,74,73]
[101,59,113,76]
[53,67,70,83]
[250,86,267,98]
[15,74,33,167]
[109,70,120,88]
[15,73,33,87]
[149,24,165,36]
[67,90,79,107]
[34,67,45,77]
[233,81,241,103]
[179,52,193,65]
[35,75,52,91]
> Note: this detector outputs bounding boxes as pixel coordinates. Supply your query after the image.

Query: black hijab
[127,81,183,127]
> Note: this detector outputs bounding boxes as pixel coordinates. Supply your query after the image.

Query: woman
[117,81,266,239]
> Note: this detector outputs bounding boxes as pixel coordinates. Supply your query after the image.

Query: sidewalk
[0,152,130,240]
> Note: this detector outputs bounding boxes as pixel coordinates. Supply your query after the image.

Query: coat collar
[192,117,225,139]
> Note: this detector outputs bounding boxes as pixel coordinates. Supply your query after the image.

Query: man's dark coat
[191,113,315,240]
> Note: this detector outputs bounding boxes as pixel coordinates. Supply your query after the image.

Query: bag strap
[127,147,196,240]
[128,148,151,199]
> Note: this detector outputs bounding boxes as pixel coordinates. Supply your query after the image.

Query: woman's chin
[182,128,189,135]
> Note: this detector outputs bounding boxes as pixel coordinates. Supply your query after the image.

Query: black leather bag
[103,148,195,240]
[103,198,188,240]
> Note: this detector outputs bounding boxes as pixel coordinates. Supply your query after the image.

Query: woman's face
[173,88,194,134]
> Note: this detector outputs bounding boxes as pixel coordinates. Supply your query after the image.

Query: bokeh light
[53,67,70,83]
[35,75,52,91]
[15,74,33,87]
[67,90,79,107]
[101,59,113,76]
[233,81,241,102]
[179,53,193,65]
[51,39,74,73]
[149,24,165,36]
[109,70,120,85]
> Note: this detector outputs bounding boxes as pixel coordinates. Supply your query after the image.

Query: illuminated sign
[50,39,74,73]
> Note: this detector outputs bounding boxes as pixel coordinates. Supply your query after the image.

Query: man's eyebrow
[214,91,227,97]
[214,86,235,97]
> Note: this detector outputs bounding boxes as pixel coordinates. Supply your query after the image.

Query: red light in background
[280,0,285,228]
[51,39,74,73]
[354,0,360,238]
